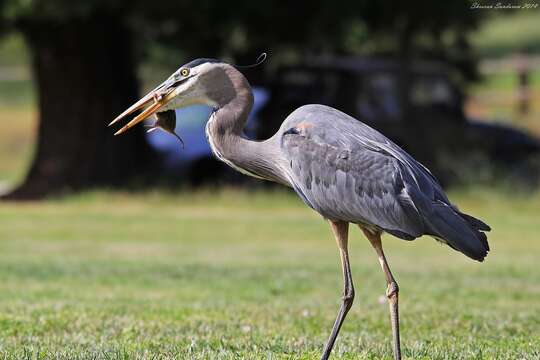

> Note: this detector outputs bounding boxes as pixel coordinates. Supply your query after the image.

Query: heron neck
[205,81,289,186]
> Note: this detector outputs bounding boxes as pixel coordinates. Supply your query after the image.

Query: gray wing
[280,105,490,260]
[280,105,449,202]
[280,105,427,238]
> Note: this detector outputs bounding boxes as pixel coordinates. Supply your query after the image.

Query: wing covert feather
[281,116,425,238]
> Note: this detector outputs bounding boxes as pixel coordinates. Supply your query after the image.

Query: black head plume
[233,52,267,69]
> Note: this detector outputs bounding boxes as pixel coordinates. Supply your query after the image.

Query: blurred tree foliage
[137,0,481,82]
[0,0,482,199]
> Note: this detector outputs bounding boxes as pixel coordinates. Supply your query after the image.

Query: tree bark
[5,15,154,200]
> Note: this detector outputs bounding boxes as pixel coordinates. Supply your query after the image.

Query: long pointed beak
[109,80,177,136]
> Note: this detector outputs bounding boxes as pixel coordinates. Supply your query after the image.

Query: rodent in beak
[145,110,184,149]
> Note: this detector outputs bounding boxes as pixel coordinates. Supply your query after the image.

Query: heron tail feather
[457,211,491,232]
[425,202,490,262]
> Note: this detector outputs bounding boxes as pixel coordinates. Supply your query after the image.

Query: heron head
[109,58,238,136]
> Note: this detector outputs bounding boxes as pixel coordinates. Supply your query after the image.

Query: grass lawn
[472,11,540,58]
[0,189,538,359]
[0,104,35,187]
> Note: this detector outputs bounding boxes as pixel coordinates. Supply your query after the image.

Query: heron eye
[180,68,190,77]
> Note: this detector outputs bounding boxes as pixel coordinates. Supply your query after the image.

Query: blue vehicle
[146,87,269,184]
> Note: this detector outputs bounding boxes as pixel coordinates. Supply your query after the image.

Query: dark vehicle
[258,57,540,186]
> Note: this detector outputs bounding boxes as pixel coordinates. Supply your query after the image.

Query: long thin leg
[360,227,401,360]
[321,220,354,360]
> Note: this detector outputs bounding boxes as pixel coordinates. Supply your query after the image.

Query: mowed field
[1,20,540,358]
[0,189,539,359]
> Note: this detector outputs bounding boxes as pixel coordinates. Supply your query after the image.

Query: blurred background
[0,1,539,358]
[1,0,539,196]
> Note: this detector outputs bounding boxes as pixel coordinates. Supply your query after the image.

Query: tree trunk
[5,15,154,200]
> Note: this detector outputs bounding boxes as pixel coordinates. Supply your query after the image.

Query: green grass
[473,11,540,58]
[472,68,540,92]
[0,189,538,359]
[0,34,29,67]
[467,68,540,135]
[0,105,35,186]
[0,80,35,107]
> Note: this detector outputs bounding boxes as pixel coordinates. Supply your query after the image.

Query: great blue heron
[109,57,490,360]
